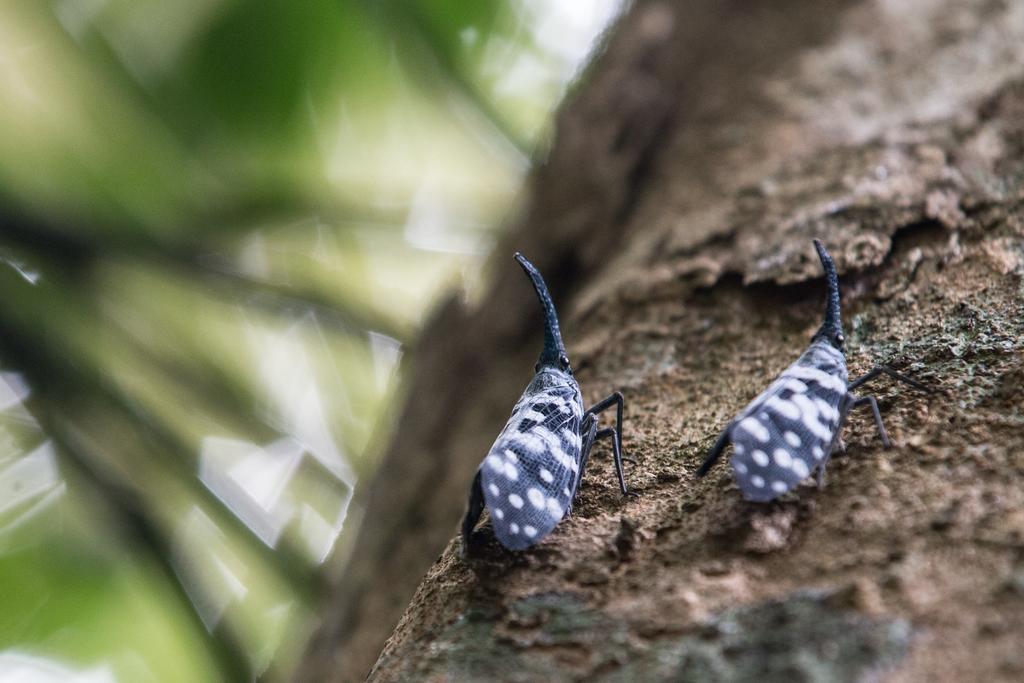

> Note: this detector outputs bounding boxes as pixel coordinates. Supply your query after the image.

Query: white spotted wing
[728,340,848,501]
[479,368,583,550]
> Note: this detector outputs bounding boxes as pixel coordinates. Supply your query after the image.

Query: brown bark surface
[301,1,1024,680]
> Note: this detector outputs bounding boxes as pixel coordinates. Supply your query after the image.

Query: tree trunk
[301,1,1024,680]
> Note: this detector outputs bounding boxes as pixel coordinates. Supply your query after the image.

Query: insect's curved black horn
[813,239,842,334]
[514,252,566,367]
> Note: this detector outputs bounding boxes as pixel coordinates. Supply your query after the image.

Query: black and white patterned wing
[728,341,848,501]
[480,369,584,550]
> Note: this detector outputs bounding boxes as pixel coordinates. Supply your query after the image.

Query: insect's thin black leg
[850,394,891,448]
[847,367,880,391]
[585,391,628,458]
[586,390,637,474]
[849,365,931,393]
[585,391,623,418]
[567,415,598,518]
[461,470,485,555]
[696,425,731,478]
[596,427,636,497]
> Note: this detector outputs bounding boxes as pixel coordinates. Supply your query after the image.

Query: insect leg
[585,391,623,417]
[695,426,731,478]
[849,365,931,393]
[567,415,598,518]
[596,427,636,497]
[849,394,892,448]
[586,390,638,475]
[692,423,733,479]
[585,391,631,461]
[461,470,485,555]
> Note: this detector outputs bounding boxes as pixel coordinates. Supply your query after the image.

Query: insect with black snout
[696,239,931,502]
[462,253,635,551]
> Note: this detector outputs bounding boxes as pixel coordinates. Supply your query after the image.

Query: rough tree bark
[301,1,1024,680]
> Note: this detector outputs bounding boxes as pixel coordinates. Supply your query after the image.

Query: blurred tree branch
[0,201,411,341]
[0,261,327,594]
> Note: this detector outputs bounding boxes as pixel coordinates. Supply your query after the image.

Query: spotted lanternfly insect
[696,239,930,502]
[462,253,633,551]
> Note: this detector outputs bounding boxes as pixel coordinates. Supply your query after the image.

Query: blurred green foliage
[0,0,621,680]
